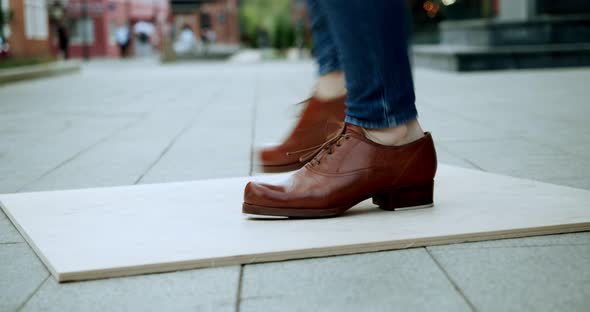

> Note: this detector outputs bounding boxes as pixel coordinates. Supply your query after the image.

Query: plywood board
[1,165,589,282]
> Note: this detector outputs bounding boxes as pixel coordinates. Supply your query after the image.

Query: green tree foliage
[272,13,295,50]
[239,0,295,49]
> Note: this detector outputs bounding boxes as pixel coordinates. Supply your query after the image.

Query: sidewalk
[0,60,589,311]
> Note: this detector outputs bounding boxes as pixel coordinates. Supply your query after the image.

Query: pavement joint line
[0,241,23,245]
[248,71,260,177]
[421,97,590,162]
[15,273,50,312]
[430,241,590,250]
[234,265,245,312]
[134,86,226,185]
[419,98,500,128]
[437,137,525,144]
[435,144,486,172]
[16,116,146,193]
[441,134,588,161]
[525,135,590,160]
[425,248,478,312]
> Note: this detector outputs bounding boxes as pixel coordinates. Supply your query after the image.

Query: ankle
[315,71,346,100]
[362,120,424,146]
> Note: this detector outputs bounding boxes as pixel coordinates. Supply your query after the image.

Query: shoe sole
[242,202,434,218]
[243,182,435,218]
[242,203,349,218]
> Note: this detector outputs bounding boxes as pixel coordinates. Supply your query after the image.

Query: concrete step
[440,15,590,47]
[0,60,81,85]
[412,43,590,71]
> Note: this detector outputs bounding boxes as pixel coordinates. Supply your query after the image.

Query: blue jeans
[307,0,417,128]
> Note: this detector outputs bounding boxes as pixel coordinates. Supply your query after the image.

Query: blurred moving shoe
[245,123,437,218]
[258,95,346,173]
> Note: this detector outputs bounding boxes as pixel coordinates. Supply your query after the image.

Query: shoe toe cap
[244,181,286,206]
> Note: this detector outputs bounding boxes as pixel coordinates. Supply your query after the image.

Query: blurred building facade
[56,0,169,58]
[1,0,51,58]
[412,0,590,71]
[170,0,239,44]
[0,0,170,59]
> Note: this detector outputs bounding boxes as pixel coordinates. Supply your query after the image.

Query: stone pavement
[0,58,589,311]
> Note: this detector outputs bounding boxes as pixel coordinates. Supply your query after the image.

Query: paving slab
[0,243,49,312]
[139,114,252,182]
[418,105,510,143]
[253,63,314,141]
[20,111,201,191]
[441,137,590,181]
[2,60,590,310]
[428,244,590,312]
[20,266,240,312]
[240,248,471,312]
[140,73,257,182]
[543,176,590,191]
[414,68,590,150]
[428,232,590,249]
[10,75,232,190]
[433,144,481,170]
[0,116,136,193]
[526,127,590,159]
[0,217,24,243]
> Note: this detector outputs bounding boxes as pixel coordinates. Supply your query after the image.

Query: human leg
[257,0,347,173]
[245,0,437,217]
[306,0,346,99]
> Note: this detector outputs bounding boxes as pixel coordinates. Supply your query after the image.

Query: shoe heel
[373,181,434,211]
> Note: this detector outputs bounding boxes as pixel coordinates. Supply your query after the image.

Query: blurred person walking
[115,23,130,58]
[200,28,216,55]
[56,22,69,60]
[173,24,199,55]
[243,0,437,218]
[134,21,155,57]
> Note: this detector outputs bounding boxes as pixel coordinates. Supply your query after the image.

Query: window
[200,13,211,29]
[24,0,48,39]
[69,18,95,44]
[1,0,12,38]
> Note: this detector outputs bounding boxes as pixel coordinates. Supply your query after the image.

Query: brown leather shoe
[244,123,437,218]
[258,95,346,173]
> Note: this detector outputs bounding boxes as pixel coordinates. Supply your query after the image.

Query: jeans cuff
[318,62,342,75]
[345,109,418,129]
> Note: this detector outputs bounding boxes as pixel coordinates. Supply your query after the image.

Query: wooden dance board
[1,165,589,282]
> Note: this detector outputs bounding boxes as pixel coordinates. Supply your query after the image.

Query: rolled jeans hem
[345,110,418,129]
[318,63,342,75]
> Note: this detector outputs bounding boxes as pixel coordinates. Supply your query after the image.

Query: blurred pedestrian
[256,26,269,49]
[134,21,155,57]
[244,0,437,218]
[115,23,130,58]
[205,29,216,43]
[200,28,213,54]
[56,22,69,60]
[0,36,9,59]
[173,24,199,55]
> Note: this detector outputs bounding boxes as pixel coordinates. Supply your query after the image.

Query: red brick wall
[8,0,52,59]
[199,0,239,44]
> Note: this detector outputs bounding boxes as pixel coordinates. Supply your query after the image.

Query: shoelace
[293,98,311,117]
[284,120,344,159]
[299,126,351,166]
